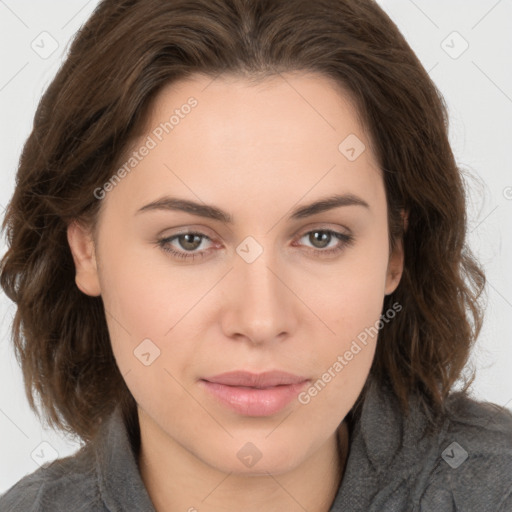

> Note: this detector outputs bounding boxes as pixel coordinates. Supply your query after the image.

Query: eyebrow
[135,193,370,223]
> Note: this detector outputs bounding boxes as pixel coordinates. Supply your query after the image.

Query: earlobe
[66,220,102,297]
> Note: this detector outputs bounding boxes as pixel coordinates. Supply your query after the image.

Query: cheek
[300,236,389,406]
[98,255,193,417]
[303,341,377,413]
[298,285,382,424]
[98,235,198,337]
[95,236,172,375]
[96,235,214,402]
[310,238,389,340]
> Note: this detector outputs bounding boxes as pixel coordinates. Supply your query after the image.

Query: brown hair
[0,0,488,444]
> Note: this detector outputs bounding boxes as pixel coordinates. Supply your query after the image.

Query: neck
[138,414,350,512]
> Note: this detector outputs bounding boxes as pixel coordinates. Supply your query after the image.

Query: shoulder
[0,445,104,512]
[418,392,512,511]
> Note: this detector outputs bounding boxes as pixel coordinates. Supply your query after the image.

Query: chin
[200,438,307,476]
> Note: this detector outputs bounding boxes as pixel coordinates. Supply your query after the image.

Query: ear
[384,209,408,296]
[67,220,101,297]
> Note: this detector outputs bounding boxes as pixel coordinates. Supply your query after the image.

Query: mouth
[199,370,310,416]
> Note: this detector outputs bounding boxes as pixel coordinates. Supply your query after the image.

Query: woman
[1,0,511,510]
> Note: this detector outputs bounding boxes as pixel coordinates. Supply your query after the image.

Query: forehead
[106,71,384,220]
[144,71,368,151]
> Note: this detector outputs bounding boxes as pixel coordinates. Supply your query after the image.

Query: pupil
[311,231,330,248]
[181,234,201,250]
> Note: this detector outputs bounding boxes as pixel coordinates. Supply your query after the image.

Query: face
[68,71,404,475]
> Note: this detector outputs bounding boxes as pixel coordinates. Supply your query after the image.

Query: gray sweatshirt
[1,377,511,511]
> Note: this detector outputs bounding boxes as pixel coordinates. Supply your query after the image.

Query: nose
[221,244,298,345]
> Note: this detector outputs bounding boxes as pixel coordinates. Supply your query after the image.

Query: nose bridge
[238,239,282,309]
[227,236,293,341]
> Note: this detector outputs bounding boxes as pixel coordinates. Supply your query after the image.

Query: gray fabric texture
[1,377,511,511]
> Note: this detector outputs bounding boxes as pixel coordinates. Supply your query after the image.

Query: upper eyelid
[162,222,351,238]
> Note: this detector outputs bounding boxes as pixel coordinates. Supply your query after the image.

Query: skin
[67,71,405,512]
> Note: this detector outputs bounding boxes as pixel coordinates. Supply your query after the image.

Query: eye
[156,227,355,261]
[294,229,355,258]
[157,232,215,261]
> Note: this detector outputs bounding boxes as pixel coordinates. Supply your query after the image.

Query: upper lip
[202,371,309,388]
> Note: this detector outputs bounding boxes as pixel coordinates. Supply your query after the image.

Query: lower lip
[200,380,309,416]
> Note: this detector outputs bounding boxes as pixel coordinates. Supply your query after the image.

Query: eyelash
[156,228,355,261]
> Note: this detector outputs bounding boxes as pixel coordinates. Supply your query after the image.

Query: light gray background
[1,0,511,494]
